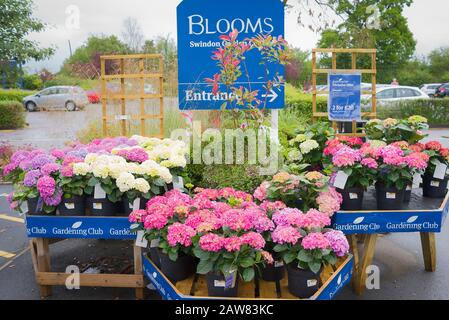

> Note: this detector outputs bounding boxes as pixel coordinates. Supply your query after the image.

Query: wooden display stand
[333,190,449,295]
[25,216,145,299]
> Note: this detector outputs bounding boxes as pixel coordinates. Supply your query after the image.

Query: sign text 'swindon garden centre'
[177,0,285,110]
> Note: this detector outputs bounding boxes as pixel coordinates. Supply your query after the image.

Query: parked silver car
[22,86,89,112]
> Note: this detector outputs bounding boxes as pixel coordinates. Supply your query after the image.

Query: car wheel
[26,102,37,112]
[65,101,77,112]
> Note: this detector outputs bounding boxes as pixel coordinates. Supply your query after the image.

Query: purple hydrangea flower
[24,170,42,187]
[43,188,62,206]
[31,154,56,170]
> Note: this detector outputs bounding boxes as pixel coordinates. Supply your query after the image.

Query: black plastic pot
[58,196,86,216]
[422,174,449,199]
[27,197,44,216]
[206,272,239,298]
[404,184,413,203]
[261,261,285,282]
[337,186,365,211]
[121,197,148,216]
[375,183,406,210]
[287,264,322,298]
[159,251,196,283]
[86,197,120,217]
[149,247,161,269]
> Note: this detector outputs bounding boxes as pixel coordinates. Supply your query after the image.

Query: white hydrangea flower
[299,140,319,155]
[73,163,90,176]
[116,172,135,193]
[133,178,150,193]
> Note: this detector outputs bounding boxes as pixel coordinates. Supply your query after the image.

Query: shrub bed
[377,99,449,127]
[0,89,35,103]
[285,84,327,119]
[0,101,26,130]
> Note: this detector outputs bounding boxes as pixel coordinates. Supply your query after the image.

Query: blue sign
[177,0,285,110]
[315,256,353,300]
[328,73,361,121]
[332,199,449,235]
[26,216,136,240]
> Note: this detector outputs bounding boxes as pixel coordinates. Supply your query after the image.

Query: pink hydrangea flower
[316,188,342,217]
[167,223,196,247]
[298,209,331,230]
[222,236,242,252]
[361,158,378,169]
[37,176,56,198]
[254,182,269,202]
[332,146,362,168]
[301,232,331,251]
[272,226,302,245]
[261,251,274,265]
[129,209,147,223]
[60,165,74,177]
[144,214,168,230]
[199,233,224,252]
[240,232,265,250]
[260,201,286,212]
[324,230,350,257]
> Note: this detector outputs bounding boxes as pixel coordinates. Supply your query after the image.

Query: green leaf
[240,257,254,268]
[308,261,322,274]
[242,268,255,282]
[193,247,210,260]
[168,251,178,262]
[297,250,313,263]
[87,177,99,187]
[273,244,288,253]
[284,252,297,264]
[324,254,337,265]
[197,260,214,275]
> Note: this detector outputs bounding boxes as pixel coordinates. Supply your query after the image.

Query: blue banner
[25,216,136,240]
[177,0,285,110]
[332,199,449,234]
[328,73,361,121]
[315,256,353,300]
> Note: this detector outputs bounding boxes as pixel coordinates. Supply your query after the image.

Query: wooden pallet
[144,255,353,300]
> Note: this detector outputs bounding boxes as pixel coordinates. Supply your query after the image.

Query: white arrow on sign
[261,89,279,103]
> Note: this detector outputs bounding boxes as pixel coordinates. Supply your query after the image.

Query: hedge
[0,89,35,103]
[377,99,449,126]
[0,101,26,130]
[285,84,327,119]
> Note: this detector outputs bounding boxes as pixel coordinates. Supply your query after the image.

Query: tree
[121,17,144,53]
[428,48,449,82]
[60,35,128,78]
[0,0,54,63]
[286,48,312,88]
[316,0,416,84]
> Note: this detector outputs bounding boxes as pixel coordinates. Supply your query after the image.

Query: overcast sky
[25,0,449,73]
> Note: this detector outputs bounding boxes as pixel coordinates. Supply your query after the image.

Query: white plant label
[386,192,396,200]
[94,184,106,199]
[65,203,75,210]
[214,280,226,288]
[135,231,148,248]
[173,176,184,190]
[132,198,141,210]
[150,239,160,248]
[307,279,318,287]
[349,193,359,200]
[275,261,284,268]
[406,185,412,191]
[434,162,448,180]
[412,173,422,189]
[431,181,440,188]
[334,171,349,190]
[93,203,102,210]
[20,201,29,214]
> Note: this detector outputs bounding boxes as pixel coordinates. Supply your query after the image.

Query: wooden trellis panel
[100,54,164,138]
[312,48,377,137]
